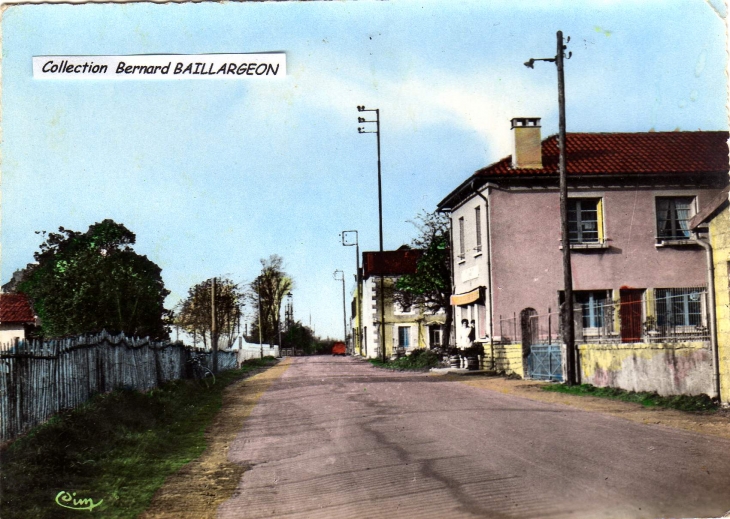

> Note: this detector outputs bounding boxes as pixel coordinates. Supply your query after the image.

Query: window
[574,291,609,329]
[458,217,465,260]
[568,199,601,244]
[474,206,482,252]
[655,288,704,327]
[429,325,443,347]
[656,197,694,240]
[398,326,411,348]
[477,304,487,339]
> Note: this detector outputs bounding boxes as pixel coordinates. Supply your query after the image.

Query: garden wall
[482,342,524,378]
[578,341,715,397]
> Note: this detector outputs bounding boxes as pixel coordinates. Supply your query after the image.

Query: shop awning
[450,287,484,306]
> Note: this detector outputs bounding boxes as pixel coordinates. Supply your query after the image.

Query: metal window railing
[497,310,561,346]
[497,287,709,346]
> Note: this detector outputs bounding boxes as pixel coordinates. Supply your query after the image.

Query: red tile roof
[0,294,35,323]
[476,131,729,177]
[362,250,423,279]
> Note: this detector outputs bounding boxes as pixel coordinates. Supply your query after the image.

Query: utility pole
[257,279,263,359]
[358,106,387,362]
[341,230,362,356]
[286,293,293,329]
[211,277,218,373]
[333,270,347,348]
[524,30,576,385]
[278,299,282,352]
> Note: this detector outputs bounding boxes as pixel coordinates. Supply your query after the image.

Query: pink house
[438,118,728,392]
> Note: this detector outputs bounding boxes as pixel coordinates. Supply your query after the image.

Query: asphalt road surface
[219,357,730,519]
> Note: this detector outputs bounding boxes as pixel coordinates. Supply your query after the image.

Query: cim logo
[55,491,103,512]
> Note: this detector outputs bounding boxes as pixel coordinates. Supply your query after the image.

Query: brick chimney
[511,117,542,169]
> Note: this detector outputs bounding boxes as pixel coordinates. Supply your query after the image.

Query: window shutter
[596,198,604,243]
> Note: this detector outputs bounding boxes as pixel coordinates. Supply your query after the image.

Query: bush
[369,349,440,370]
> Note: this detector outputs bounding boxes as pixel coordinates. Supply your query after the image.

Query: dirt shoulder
[139,358,291,519]
[451,375,730,440]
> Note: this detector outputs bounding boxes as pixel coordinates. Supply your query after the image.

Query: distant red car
[331,342,346,356]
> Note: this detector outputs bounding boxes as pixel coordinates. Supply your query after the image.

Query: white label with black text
[33,54,286,80]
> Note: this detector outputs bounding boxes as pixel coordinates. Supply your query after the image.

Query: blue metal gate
[526,344,563,381]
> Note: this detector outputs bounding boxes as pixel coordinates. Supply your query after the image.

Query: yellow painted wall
[482,343,524,377]
[709,204,730,403]
[578,342,707,378]
[352,285,363,356]
[375,277,445,358]
[578,341,713,396]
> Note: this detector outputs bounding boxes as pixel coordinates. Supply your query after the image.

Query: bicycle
[186,353,216,388]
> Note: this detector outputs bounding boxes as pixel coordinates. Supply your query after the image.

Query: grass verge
[0,357,278,519]
[541,383,718,412]
[368,349,440,371]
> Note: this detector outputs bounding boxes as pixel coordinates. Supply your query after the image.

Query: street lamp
[282,292,292,355]
[525,31,576,385]
[286,292,293,330]
[341,230,362,356]
[357,105,387,362]
[333,270,347,349]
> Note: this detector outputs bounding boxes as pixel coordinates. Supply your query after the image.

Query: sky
[1,0,728,340]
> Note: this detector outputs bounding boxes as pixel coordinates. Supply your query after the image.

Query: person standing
[459,319,470,348]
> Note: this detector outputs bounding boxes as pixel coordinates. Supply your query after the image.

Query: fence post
[548,308,552,344]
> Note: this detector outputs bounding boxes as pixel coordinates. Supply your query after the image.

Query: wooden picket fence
[0,331,238,442]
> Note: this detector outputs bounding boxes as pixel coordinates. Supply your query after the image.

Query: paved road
[218,357,730,519]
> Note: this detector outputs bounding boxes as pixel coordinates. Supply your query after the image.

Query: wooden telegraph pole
[525,31,576,385]
[211,277,218,373]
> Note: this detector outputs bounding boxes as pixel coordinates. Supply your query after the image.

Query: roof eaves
[690,185,730,229]
[437,174,497,212]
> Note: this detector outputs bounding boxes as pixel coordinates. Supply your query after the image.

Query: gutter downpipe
[694,231,720,400]
[471,180,497,369]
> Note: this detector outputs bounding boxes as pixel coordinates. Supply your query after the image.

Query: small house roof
[0,293,35,324]
[362,249,423,279]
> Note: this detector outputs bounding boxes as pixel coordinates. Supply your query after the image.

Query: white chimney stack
[511,117,542,169]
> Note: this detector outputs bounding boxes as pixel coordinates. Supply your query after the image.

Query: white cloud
[244,54,556,161]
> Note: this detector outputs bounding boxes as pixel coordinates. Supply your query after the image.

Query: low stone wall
[578,341,715,397]
[482,342,524,378]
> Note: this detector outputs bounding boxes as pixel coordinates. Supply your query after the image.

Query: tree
[18,220,169,339]
[282,321,315,353]
[393,211,453,348]
[174,277,245,350]
[249,255,293,346]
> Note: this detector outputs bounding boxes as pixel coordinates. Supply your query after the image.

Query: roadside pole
[211,277,218,373]
[524,31,576,385]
